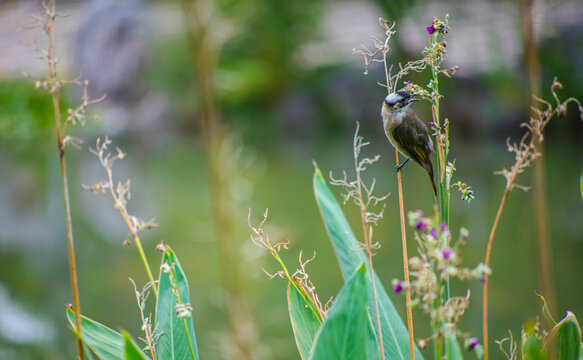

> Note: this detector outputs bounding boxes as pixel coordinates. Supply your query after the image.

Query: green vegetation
[2,1,583,360]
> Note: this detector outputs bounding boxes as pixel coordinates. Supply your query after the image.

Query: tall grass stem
[396,151,416,360]
[46,3,84,357]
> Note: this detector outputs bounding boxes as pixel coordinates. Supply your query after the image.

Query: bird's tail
[425,162,438,198]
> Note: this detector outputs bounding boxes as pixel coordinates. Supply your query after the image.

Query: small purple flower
[440,222,448,232]
[442,248,453,260]
[416,220,427,231]
[393,281,404,294]
[467,337,480,350]
[430,229,438,239]
[480,274,486,284]
[427,25,436,35]
[427,121,435,126]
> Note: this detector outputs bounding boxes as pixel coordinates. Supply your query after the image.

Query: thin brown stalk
[43,1,83,357]
[482,78,583,360]
[56,102,84,360]
[482,188,509,360]
[396,152,416,360]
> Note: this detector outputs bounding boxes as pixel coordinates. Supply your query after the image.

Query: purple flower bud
[427,25,436,35]
[480,274,486,284]
[440,222,448,232]
[430,229,438,239]
[442,248,453,260]
[468,337,480,350]
[427,121,434,126]
[416,220,426,231]
[393,281,404,294]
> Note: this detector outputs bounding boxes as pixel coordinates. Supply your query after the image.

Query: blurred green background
[0,0,582,359]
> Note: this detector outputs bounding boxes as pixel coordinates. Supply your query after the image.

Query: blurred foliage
[0,78,56,148]
[2,0,583,359]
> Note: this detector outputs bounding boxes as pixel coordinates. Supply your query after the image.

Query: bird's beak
[406,94,421,104]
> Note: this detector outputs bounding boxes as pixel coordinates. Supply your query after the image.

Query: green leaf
[310,263,379,360]
[580,167,583,201]
[155,246,199,360]
[313,166,423,360]
[537,294,557,325]
[287,281,323,359]
[66,306,147,360]
[122,331,149,360]
[523,335,547,360]
[553,312,581,360]
[445,333,464,360]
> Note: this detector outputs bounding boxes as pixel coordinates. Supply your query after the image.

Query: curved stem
[482,188,510,360]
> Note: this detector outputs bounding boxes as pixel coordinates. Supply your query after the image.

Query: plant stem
[119,211,158,299]
[57,126,84,360]
[429,28,450,359]
[47,9,84,359]
[482,187,509,360]
[396,151,416,360]
[133,237,158,298]
[99,150,158,298]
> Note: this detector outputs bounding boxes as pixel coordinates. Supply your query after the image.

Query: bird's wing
[407,108,434,153]
[393,109,433,165]
[393,120,428,165]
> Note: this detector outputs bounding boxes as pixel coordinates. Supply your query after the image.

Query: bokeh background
[1,0,582,359]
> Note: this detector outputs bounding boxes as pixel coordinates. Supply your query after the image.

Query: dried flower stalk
[85,137,159,298]
[482,78,583,359]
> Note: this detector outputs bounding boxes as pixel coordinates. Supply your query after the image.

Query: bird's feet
[395,158,409,172]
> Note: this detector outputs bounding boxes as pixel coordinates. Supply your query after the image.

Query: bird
[381,90,437,197]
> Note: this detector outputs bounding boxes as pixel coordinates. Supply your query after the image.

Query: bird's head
[382,91,420,115]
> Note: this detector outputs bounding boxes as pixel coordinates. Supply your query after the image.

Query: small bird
[381,90,437,196]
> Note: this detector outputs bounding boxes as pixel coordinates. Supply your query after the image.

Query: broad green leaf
[287,280,323,359]
[155,246,199,360]
[313,166,423,360]
[66,306,127,360]
[445,333,464,360]
[310,263,379,360]
[122,331,149,360]
[523,335,547,360]
[554,312,581,360]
